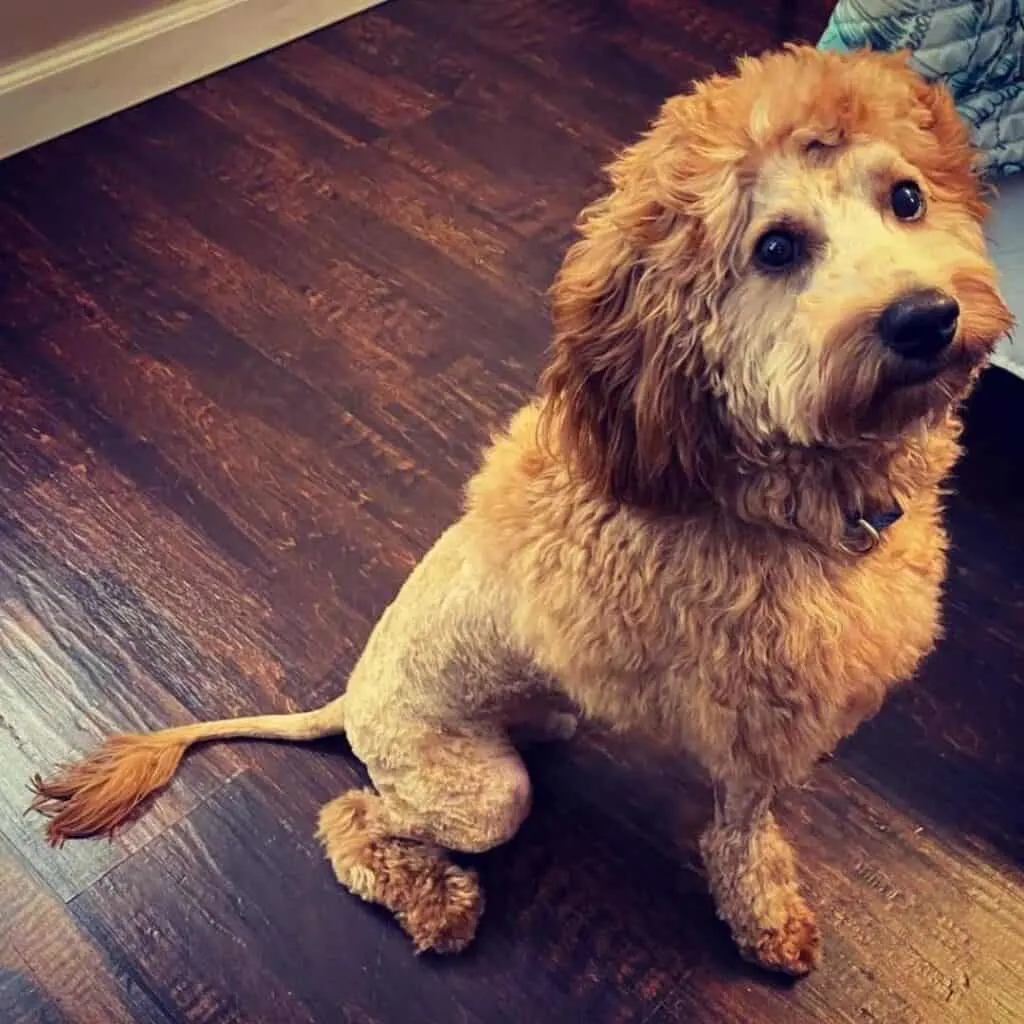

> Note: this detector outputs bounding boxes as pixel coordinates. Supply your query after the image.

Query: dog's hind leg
[316,522,542,952]
[317,732,531,953]
[699,777,821,976]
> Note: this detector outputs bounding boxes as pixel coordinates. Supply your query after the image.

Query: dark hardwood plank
[1,0,1021,1022]
[0,838,169,1023]
[0,369,247,895]
[0,964,66,1024]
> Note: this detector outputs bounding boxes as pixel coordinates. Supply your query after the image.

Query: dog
[31,45,1012,976]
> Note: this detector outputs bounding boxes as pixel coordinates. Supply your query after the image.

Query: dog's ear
[900,58,987,220]
[539,100,720,507]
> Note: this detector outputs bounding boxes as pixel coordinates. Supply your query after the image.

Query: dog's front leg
[699,778,821,976]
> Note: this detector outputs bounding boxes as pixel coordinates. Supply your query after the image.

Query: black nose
[878,289,959,360]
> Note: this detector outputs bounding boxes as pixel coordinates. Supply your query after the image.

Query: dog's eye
[891,180,925,221]
[754,230,800,271]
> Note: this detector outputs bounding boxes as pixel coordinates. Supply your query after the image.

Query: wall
[0,1,166,64]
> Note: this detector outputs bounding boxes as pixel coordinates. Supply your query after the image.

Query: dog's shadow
[454,730,800,992]
[836,667,1024,869]
[833,369,1024,868]
[311,727,800,998]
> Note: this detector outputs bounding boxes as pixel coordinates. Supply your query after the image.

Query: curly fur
[31,46,1013,976]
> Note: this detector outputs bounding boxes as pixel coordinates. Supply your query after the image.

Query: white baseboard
[0,0,385,160]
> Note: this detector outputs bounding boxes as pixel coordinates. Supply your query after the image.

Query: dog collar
[841,502,904,555]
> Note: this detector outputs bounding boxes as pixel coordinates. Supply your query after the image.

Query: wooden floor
[1,1,1022,1021]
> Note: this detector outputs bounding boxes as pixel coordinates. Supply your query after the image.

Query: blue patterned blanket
[819,1,1024,178]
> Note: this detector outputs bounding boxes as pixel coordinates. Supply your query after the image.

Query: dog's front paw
[740,901,821,977]
[701,815,822,977]
[400,862,484,955]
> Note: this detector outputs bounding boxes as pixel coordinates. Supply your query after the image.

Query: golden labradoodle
[31,46,1012,976]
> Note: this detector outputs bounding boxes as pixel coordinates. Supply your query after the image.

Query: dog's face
[717,109,1008,446]
[542,47,1013,505]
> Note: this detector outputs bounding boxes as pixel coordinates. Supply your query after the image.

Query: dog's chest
[540,512,948,771]
[652,520,947,760]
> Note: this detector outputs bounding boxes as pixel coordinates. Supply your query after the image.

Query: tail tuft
[30,733,187,845]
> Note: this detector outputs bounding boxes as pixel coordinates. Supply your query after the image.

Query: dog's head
[541,46,1013,507]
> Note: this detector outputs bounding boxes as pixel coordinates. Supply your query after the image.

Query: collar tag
[841,502,904,555]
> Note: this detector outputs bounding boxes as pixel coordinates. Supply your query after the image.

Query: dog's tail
[29,695,347,846]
